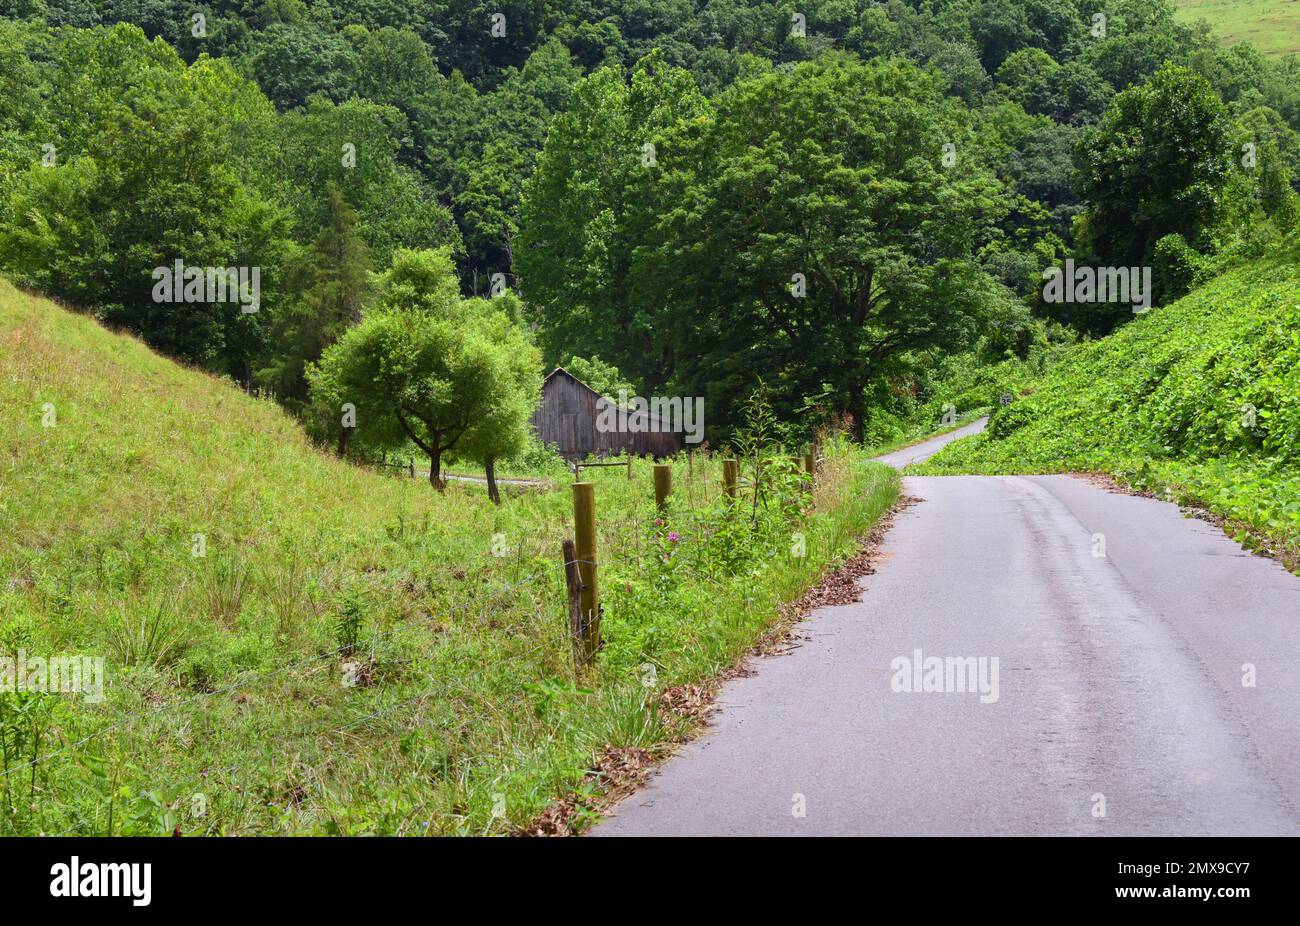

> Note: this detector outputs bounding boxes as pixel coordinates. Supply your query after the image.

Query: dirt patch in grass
[518,493,921,837]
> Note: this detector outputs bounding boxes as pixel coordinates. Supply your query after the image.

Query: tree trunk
[848,388,866,444]
[429,448,445,491]
[485,455,501,505]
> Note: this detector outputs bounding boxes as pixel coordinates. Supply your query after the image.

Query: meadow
[1174,0,1300,57]
[0,279,898,834]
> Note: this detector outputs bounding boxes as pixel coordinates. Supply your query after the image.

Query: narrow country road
[871,416,990,468]
[592,419,1300,836]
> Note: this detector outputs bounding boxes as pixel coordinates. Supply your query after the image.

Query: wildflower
[668,531,680,543]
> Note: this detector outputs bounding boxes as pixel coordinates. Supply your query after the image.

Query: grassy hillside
[0,278,897,834]
[920,246,1300,569]
[1174,0,1300,57]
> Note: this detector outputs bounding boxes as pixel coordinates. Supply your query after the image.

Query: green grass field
[0,278,898,835]
[1174,0,1300,57]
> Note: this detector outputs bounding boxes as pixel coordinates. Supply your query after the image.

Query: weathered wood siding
[530,368,681,460]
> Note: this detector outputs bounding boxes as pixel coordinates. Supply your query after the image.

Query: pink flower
[668,531,680,543]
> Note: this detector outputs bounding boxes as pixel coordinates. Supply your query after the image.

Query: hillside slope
[922,246,1300,568]
[1173,0,1300,57]
[0,276,559,832]
[1,278,455,561]
[0,279,896,835]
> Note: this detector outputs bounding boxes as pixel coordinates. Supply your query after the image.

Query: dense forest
[2,0,1298,452]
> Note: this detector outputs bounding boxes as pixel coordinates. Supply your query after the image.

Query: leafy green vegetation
[2,0,1299,839]
[0,279,897,834]
[520,51,1024,439]
[859,338,1074,452]
[307,245,540,498]
[918,244,1300,569]
[4,2,1299,439]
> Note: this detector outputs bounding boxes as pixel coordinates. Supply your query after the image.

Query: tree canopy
[3,0,1298,443]
[309,248,540,495]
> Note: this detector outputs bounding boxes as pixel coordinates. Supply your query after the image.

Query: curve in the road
[873,416,988,469]
[592,430,1300,836]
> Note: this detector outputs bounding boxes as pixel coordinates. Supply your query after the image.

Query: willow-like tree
[308,248,538,492]
[455,293,542,504]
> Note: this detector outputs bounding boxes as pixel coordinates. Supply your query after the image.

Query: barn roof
[543,366,595,392]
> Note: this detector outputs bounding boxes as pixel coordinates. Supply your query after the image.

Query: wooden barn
[531,368,681,461]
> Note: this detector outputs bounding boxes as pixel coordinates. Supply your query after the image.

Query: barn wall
[530,371,683,460]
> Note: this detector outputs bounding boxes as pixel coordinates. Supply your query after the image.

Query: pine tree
[261,183,372,416]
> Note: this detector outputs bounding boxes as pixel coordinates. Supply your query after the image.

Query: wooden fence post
[653,464,672,510]
[570,482,600,667]
[561,539,590,668]
[804,443,818,479]
[723,458,739,498]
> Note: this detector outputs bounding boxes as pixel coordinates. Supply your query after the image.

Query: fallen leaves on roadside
[516,493,922,837]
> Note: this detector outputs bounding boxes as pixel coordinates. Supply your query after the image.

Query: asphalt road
[871,416,988,468]
[592,425,1300,836]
